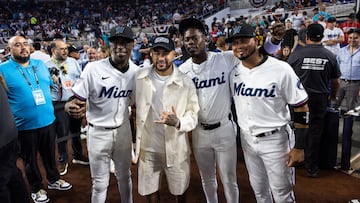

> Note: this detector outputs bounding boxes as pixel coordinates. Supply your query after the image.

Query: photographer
[46,39,89,177]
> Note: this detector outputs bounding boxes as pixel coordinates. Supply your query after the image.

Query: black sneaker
[72,156,89,165]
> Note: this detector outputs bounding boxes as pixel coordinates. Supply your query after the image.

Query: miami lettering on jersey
[301,58,329,71]
[233,82,276,97]
[99,86,132,98]
[192,72,226,89]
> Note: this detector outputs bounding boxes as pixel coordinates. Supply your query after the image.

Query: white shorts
[138,150,190,196]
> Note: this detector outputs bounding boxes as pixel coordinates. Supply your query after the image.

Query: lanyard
[16,66,39,89]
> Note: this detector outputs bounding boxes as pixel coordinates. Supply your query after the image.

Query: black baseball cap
[306,23,324,41]
[225,24,256,43]
[327,17,337,23]
[68,45,81,53]
[348,28,360,35]
[109,26,134,42]
[179,17,206,36]
[151,36,175,51]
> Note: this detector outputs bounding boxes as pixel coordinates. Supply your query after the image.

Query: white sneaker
[31,189,49,203]
[48,179,72,191]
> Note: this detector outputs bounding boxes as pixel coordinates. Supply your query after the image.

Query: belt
[341,79,360,83]
[200,116,229,131]
[88,123,121,130]
[255,129,279,137]
[200,122,221,130]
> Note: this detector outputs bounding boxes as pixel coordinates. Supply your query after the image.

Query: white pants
[241,125,295,203]
[192,119,239,203]
[87,121,133,203]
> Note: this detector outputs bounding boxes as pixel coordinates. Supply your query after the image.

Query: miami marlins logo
[192,72,226,89]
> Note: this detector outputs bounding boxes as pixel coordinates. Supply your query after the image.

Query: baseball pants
[240,125,295,203]
[192,118,239,203]
[87,120,133,203]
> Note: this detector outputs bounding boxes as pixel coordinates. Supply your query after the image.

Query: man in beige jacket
[134,36,199,203]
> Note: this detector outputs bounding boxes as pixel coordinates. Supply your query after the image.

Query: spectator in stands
[322,17,344,55]
[138,36,151,67]
[339,13,360,47]
[96,46,110,60]
[283,18,299,52]
[68,45,81,60]
[298,19,312,48]
[277,45,291,61]
[213,35,229,52]
[312,5,332,22]
[333,28,360,112]
[30,40,50,63]
[289,7,305,32]
[209,23,222,51]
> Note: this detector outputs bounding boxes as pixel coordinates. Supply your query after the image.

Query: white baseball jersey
[72,58,138,127]
[322,27,344,55]
[230,56,308,136]
[179,51,238,123]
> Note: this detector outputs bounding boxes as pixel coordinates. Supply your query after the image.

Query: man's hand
[64,98,86,119]
[287,148,304,167]
[271,22,286,44]
[155,106,180,128]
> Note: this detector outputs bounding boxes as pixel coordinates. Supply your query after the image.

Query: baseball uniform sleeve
[72,65,90,100]
[281,64,308,106]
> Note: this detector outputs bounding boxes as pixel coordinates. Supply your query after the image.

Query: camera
[48,67,59,76]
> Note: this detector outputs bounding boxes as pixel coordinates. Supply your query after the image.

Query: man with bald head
[45,39,88,177]
[0,35,72,203]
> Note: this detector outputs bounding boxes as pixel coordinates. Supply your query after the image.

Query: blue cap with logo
[109,26,135,42]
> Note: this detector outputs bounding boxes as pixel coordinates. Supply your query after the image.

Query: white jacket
[134,66,199,167]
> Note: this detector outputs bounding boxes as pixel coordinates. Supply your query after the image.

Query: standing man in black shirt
[288,23,341,178]
[0,75,29,203]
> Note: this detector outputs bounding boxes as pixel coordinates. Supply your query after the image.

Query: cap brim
[225,34,254,43]
[151,44,174,51]
[179,18,206,35]
[108,36,134,42]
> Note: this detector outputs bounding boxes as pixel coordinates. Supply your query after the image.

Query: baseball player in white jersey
[228,24,309,203]
[65,26,138,203]
[178,18,284,203]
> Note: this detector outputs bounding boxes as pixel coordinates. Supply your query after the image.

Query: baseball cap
[150,36,175,51]
[179,17,206,36]
[348,28,360,35]
[225,24,256,43]
[306,23,324,41]
[109,26,134,42]
[285,18,293,23]
[68,45,81,53]
[327,17,337,23]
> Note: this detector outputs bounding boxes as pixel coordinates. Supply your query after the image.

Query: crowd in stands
[0,0,224,42]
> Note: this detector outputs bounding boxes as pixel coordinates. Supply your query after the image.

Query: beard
[13,55,30,63]
[238,45,257,61]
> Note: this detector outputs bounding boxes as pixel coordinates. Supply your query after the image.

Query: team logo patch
[154,37,169,44]
[115,27,125,34]
[249,0,267,8]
